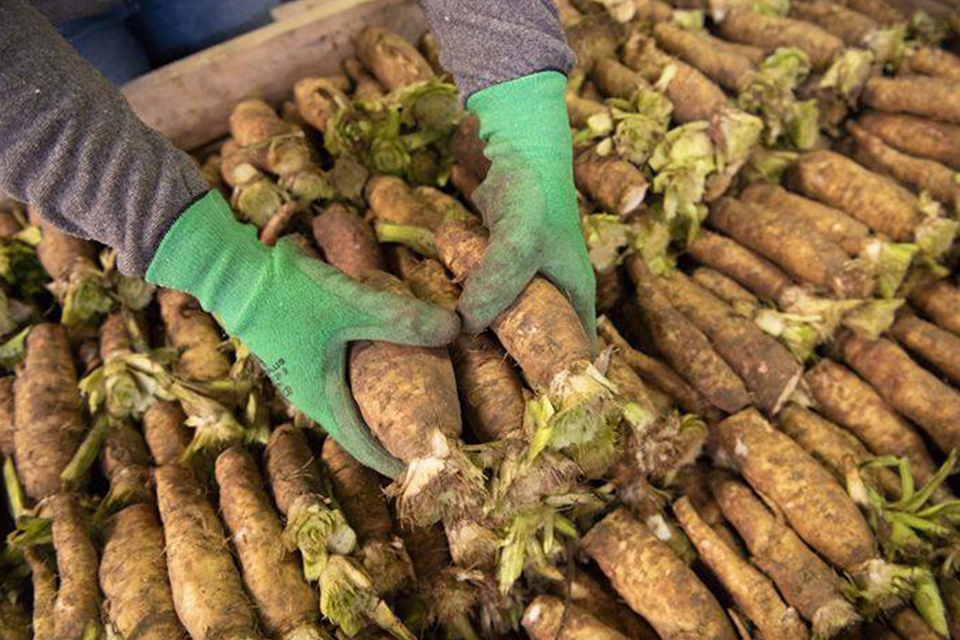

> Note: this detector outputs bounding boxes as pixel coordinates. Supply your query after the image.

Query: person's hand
[146,191,460,477]
[462,71,597,349]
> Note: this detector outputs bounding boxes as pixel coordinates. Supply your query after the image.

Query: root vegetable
[449,165,480,203]
[13,324,84,499]
[862,76,960,125]
[294,77,350,133]
[574,147,648,217]
[710,471,860,637]
[805,359,940,486]
[901,47,960,82]
[365,175,444,231]
[343,58,386,103]
[789,0,879,46]
[942,577,960,639]
[158,289,230,383]
[155,463,260,640]
[99,423,152,513]
[591,58,651,100]
[786,150,921,242]
[216,447,329,640]
[0,377,14,459]
[45,493,102,640]
[583,507,737,640]
[654,22,758,92]
[674,496,809,640]
[100,503,185,640]
[565,13,629,73]
[522,596,630,640]
[687,230,793,302]
[626,256,750,413]
[544,570,659,639]
[890,309,960,386]
[836,0,904,24]
[909,278,960,336]
[740,183,870,256]
[449,116,491,181]
[691,267,759,311]
[718,10,844,70]
[840,332,960,456]
[857,112,960,171]
[356,27,434,91]
[25,548,56,640]
[143,401,189,466]
[229,100,311,177]
[659,270,801,414]
[715,408,876,570]
[847,121,960,206]
[892,608,941,640]
[30,211,96,282]
[311,204,384,278]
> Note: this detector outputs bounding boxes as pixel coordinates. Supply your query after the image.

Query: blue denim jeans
[56,0,279,85]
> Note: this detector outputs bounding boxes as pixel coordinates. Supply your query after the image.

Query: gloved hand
[146,191,460,478]
[463,70,597,348]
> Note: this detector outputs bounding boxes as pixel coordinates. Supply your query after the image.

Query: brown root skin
[356,27,434,91]
[543,569,659,639]
[216,447,323,640]
[14,323,85,500]
[100,423,153,508]
[450,165,481,205]
[451,333,526,444]
[716,408,877,571]
[0,377,14,458]
[941,577,960,640]
[574,147,648,218]
[691,267,759,310]
[155,463,260,640]
[627,256,751,414]
[591,57,650,100]
[837,0,904,24]
[847,121,960,207]
[909,278,960,337]
[45,493,102,640]
[710,198,875,299]
[312,204,385,278]
[891,309,960,387]
[143,401,190,466]
[805,359,940,486]
[892,608,941,640]
[789,0,878,46]
[294,77,349,133]
[230,99,294,146]
[25,548,56,640]
[522,596,630,640]
[99,310,132,361]
[740,183,870,257]
[583,508,738,640]
[840,331,960,457]
[863,76,960,126]
[564,13,629,74]
[674,497,809,640]
[449,115,491,181]
[786,150,921,242]
[654,22,757,92]
[687,230,793,303]
[856,112,960,171]
[364,175,444,230]
[100,504,185,640]
[29,210,97,282]
[710,471,860,636]
[320,437,395,545]
[901,47,960,83]
[343,57,386,103]
[718,9,844,70]
[158,289,231,383]
[659,270,801,415]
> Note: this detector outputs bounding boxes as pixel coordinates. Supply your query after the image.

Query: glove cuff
[145,189,270,329]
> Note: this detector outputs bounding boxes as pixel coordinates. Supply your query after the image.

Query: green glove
[146,191,460,478]
[464,70,597,348]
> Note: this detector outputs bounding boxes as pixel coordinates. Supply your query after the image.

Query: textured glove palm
[463,71,597,348]
[146,191,459,477]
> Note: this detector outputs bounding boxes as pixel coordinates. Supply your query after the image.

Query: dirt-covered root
[143,401,189,466]
[718,9,844,70]
[356,27,435,91]
[294,77,350,133]
[574,148,648,218]
[687,230,793,303]
[154,463,260,640]
[0,377,14,459]
[890,310,960,387]
[449,115,491,181]
[216,447,328,640]
[28,209,97,282]
[805,359,940,487]
[716,408,877,571]
[543,569,659,639]
[312,204,385,278]
[99,423,152,512]
[909,278,960,337]
[522,596,631,640]
[862,76,960,126]
[158,289,231,383]
[14,323,85,500]
[856,112,960,172]
[590,57,650,100]
[654,22,757,92]
[343,57,386,103]
[25,548,56,640]
[710,471,860,637]
[100,503,185,640]
[892,607,942,640]
[365,175,445,230]
[583,507,737,640]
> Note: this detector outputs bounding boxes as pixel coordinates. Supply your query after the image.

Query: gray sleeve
[416,0,575,99]
[0,0,209,276]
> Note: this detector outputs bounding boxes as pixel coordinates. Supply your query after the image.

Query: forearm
[0,0,208,275]
[415,0,575,99]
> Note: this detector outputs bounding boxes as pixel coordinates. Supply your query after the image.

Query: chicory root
[0,377,13,460]
[591,58,651,100]
[654,22,758,92]
[710,471,861,637]
[142,401,189,466]
[861,75,960,125]
[786,150,921,242]
[155,463,261,640]
[13,324,85,500]
[909,278,960,336]
[216,447,329,640]
[892,607,942,640]
[294,77,350,133]
[583,507,737,640]
[901,46,960,82]
[857,111,960,171]
[674,496,809,640]
[365,175,445,230]
[715,408,877,571]
[627,256,751,413]
[890,309,960,386]
[840,332,960,456]
[659,270,801,414]
[100,503,185,640]
[574,147,648,217]
[312,204,385,278]
[158,289,231,383]
[718,10,845,70]
[836,0,904,24]
[740,183,871,256]
[449,115,491,181]
[544,569,659,639]
[25,548,56,640]
[805,359,940,486]
[789,0,879,46]
[99,423,152,513]
[45,493,102,640]
[229,99,311,177]
[522,596,631,640]
[343,57,386,103]
[687,230,793,302]
[356,27,435,91]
